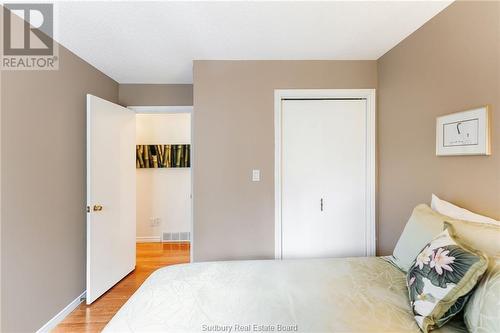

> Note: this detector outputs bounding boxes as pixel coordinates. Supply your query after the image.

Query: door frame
[274,89,376,259]
[128,105,194,263]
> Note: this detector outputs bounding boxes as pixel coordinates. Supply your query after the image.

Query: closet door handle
[320,198,323,212]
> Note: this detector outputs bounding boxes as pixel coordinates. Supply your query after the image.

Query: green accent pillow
[391,204,500,273]
[392,204,452,272]
[464,258,500,333]
[406,223,488,332]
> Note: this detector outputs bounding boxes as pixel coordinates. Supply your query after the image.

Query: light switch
[252,169,261,182]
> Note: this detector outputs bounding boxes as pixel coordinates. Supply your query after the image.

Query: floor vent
[162,232,190,242]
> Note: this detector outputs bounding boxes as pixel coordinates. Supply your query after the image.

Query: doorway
[86,97,193,305]
[274,89,376,259]
[130,106,193,259]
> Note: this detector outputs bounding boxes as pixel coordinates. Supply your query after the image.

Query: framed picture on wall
[436,106,491,156]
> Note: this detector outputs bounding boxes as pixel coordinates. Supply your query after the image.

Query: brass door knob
[93,204,103,212]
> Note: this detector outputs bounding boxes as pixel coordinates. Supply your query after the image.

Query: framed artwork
[136,144,190,168]
[436,106,491,156]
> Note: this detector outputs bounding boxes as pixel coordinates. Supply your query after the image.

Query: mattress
[103,257,467,332]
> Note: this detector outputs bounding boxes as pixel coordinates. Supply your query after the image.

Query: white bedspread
[103,257,467,333]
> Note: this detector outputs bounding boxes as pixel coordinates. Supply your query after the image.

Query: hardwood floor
[53,242,190,332]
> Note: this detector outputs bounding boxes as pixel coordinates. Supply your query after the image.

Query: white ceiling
[53,1,452,84]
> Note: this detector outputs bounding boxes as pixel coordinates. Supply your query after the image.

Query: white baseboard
[136,236,161,243]
[36,291,86,333]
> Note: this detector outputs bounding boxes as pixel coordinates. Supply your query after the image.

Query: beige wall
[377,1,500,255]
[193,60,377,261]
[119,84,193,106]
[1,42,118,333]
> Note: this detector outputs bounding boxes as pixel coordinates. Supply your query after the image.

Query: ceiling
[53,1,452,84]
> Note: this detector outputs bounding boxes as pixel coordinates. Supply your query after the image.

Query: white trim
[274,89,376,259]
[136,236,161,243]
[274,93,282,259]
[190,104,195,264]
[85,94,92,304]
[128,106,193,114]
[36,291,86,333]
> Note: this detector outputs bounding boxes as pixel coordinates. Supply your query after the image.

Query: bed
[103,256,467,332]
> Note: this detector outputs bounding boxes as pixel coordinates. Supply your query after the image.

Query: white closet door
[281,99,367,259]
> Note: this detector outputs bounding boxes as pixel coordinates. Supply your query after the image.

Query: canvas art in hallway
[136,144,191,168]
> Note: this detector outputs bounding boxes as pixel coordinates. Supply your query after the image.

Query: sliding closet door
[281,99,367,259]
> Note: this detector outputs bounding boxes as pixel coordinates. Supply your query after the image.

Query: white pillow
[431,194,500,225]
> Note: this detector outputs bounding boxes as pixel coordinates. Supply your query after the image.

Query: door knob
[93,204,103,212]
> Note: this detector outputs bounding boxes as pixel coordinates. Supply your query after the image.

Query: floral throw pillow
[406,223,488,332]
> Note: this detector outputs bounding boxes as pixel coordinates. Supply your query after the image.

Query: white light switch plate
[252,169,260,182]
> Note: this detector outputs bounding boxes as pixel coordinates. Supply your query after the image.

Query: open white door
[86,94,136,304]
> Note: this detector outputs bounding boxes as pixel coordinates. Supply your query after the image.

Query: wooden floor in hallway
[53,242,190,332]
